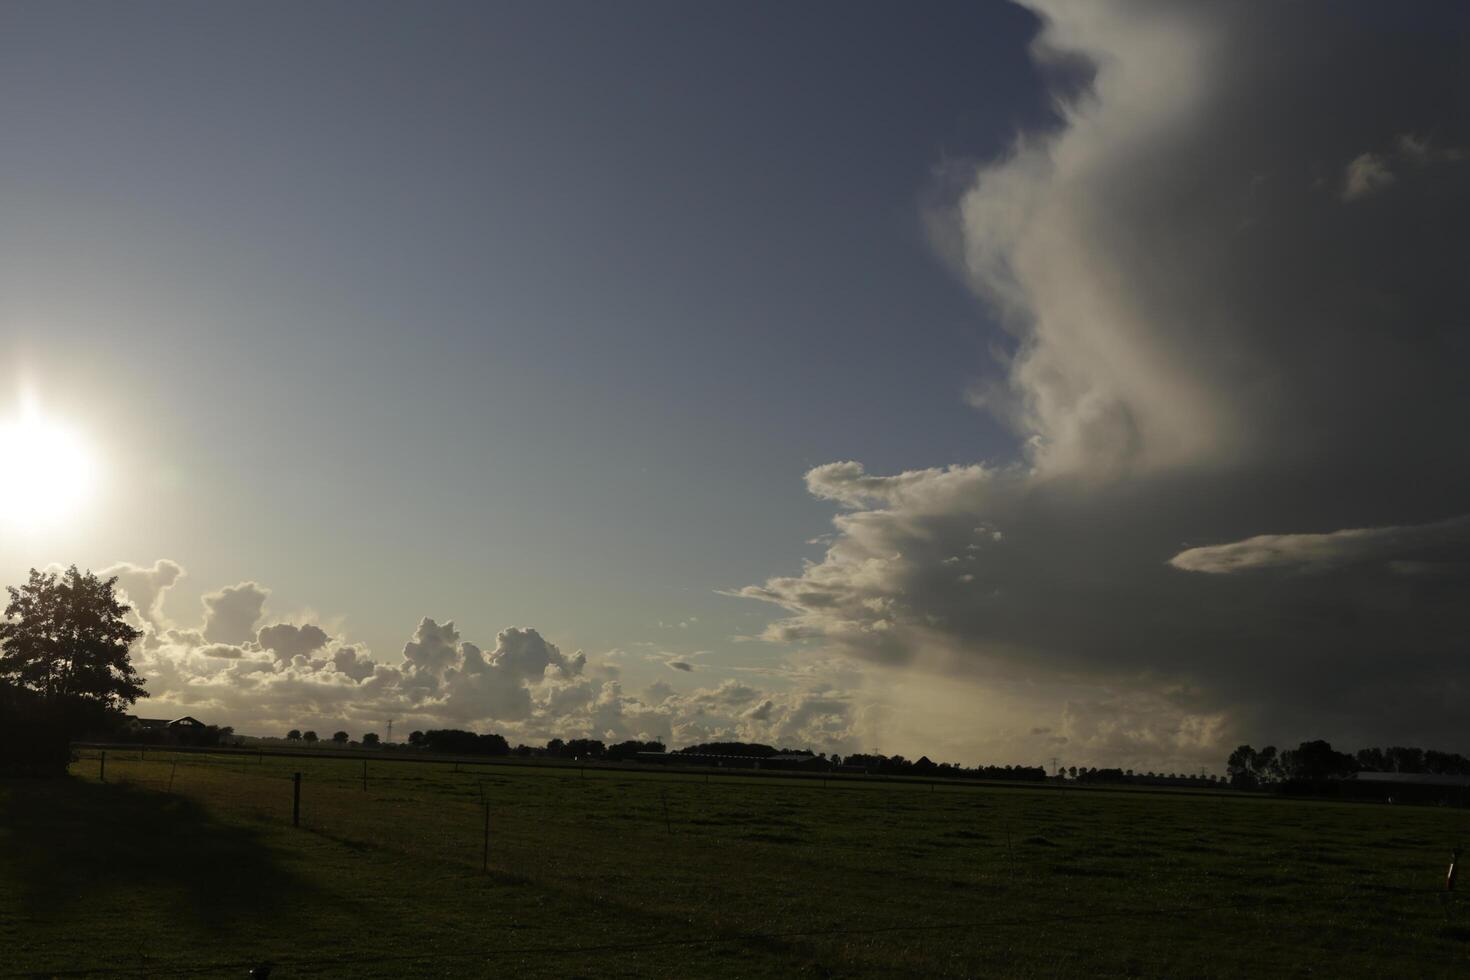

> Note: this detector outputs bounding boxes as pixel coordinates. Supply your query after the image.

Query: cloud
[197,644,249,660]
[745,699,775,722]
[116,569,847,752]
[331,645,377,682]
[103,560,183,630]
[666,660,694,672]
[1169,515,1470,574]
[739,0,1470,766]
[1340,134,1466,202]
[202,583,269,645]
[1341,152,1394,201]
[257,623,331,661]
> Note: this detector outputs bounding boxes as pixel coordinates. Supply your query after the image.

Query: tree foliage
[0,566,145,710]
[417,729,508,755]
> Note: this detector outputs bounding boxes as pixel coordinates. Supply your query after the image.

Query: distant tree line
[1227,740,1470,790]
[1064,767,1218,788]
[840,753,1047,781]
[262,728,1052,779]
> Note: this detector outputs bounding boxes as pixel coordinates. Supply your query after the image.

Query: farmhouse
[125,715,209,735]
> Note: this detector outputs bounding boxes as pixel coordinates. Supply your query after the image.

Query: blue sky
[2,1,1043,659]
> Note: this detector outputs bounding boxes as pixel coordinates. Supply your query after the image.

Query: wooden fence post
[99,751,106,783]
[292,772,301,827]
[482,802,490,873]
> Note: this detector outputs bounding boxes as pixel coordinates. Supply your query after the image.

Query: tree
[287,729,302,741]
[362,732,380,747]
[563,738,606,760]
[332,731,349,744]
[0,566,145,711]
[1280,740,1355,782]
[303,730,319,743]
[1387,746,1426,774]
[407,730,425,747]
[606,739,665,762]
[1227,744,1259,788]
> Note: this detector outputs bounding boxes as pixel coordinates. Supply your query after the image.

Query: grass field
[3,750,1470,978]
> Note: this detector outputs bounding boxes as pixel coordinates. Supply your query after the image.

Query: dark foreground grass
[3,752,1470,978]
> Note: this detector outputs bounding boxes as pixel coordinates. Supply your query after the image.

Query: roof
[169,716,207,728]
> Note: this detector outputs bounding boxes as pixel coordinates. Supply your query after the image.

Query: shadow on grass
[0,775,309,932]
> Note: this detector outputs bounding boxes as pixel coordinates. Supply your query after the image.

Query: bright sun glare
[0,404,98,533]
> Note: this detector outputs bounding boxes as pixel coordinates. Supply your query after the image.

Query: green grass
[3,751,1470,977]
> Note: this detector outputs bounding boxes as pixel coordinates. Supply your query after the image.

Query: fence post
[99,750,106,783]
[661,790,672,835]
[292,772,301,827]
[362,759,367,792]
[482,801,490,873]
[168,761,178,793]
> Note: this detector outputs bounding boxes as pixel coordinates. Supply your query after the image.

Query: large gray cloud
[740,1,1470,765]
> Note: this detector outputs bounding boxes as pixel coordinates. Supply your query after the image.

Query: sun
[0,405,99,534]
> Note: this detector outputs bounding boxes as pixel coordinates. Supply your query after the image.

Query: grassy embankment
[2,750,1469,978]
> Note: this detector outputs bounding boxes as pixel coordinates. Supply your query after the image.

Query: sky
[2,1,1467,771]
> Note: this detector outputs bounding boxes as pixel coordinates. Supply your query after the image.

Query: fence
[12,747,1468,978]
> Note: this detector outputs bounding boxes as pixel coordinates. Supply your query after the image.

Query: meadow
[2,749,1469,978]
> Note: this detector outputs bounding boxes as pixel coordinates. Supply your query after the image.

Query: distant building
[765,753,830,771]
[638,751,764,769]
[635,751,832,772]
[1341,771,1470,805]
[124,715,210,736]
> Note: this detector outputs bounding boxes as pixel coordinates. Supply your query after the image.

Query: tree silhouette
[303,730,318,744]
[286,729,301,741]
[332,731,349,744]
[362,732,380,747]
[0,567,145,711]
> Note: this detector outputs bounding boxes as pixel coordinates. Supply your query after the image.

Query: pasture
[2,750,1469,978]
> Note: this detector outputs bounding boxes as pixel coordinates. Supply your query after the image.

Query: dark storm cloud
[740,0,1470,760]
